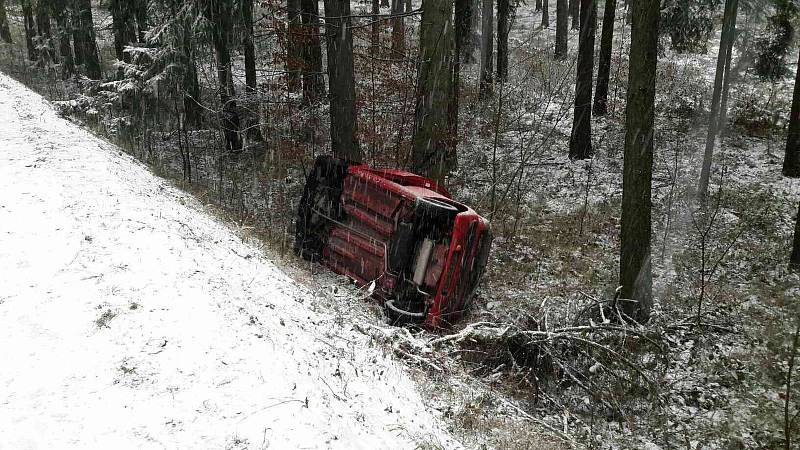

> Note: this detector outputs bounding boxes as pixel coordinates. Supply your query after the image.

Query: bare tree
[593,0,616,115]
[412,0,455,183]
[555,0,567,58]
[324,0,362,162]
[568,0,596,160]
[697,0,738,204]
[619,0,659,322]
[783,48,800,177]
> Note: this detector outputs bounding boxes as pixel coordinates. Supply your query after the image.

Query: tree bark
[242,0,263,142]
[697,0,738,204]
[568,0,595,160]
[412,0,455,184]
[783,48,800,177]
[133,0,147,42]
[391,0,406,57]
[371,0,380,54]
[73,0,101,79]
[0,0,11,43]
[541,0,549,28]
[205,0,242,152]
[110,0,135,62]
[36,1,56,63]
[593,0,615,116]
[497,0,509,81]
[479,0,493,97]
[324,0,362,162]
[791,200,800,269]
[570,0,579,29]
[287,0,302,91]
[536,0,542,11]
[71,1,84,66]
[300,0,325,104]
[22,0,37,61]
[555,0,567,58]
[619,0,659,322]
[51,0,74,78]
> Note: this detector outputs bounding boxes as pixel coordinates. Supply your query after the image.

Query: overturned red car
[294,156,492,327]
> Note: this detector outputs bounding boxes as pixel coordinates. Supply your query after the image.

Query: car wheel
[414,197,459,226]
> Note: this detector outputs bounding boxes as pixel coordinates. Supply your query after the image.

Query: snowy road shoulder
[0,72,459,449]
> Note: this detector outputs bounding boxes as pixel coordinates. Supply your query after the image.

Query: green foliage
[661,0,719,54]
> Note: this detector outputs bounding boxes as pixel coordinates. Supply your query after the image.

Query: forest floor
[0,72,463,449]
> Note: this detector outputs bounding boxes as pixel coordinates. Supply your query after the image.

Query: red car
[295,156,492,327]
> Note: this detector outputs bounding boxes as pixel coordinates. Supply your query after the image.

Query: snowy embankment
[0,72,459,449]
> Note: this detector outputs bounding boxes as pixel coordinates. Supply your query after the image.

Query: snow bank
[0,72,459,449]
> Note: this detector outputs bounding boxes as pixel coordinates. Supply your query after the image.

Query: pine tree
[619,0,659,322]
[593,0,616,115]
[412,0,455,183]
[324,0,361,162]
[569,0,596,160]
[110,0,136,62]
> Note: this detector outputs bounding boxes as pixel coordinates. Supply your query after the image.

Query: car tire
[414,197,459,226]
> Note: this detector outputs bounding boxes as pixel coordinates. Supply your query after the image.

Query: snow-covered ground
[0,72,459,449]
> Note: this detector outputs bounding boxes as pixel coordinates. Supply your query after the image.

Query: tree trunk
[536,0,542,11]
[697,0,738,204]
[324,0,362,162]
[570,0,579,29]
[619,0,658,323]
[412,0,455,184]
[497,0,509,81]
[391,0,405,57]
[0,0,11,43]
[205,0,242,152]
[133,0,147,42]
[110,0,135,62]
[300,0,325,104]
[791,200,800,269]
[479,0,493,97]
[371,0,380,54]
[451,0,468,164]
[22,0,37,62]
[593,0,615,116]
[555,0,567,58]
[242,0,263,142]
[541,0,549,28]
[568,0,595,160]
[287,0,302,91]
[783,48,800,177]
[51,0,74,78]
[71,1,84,66]
[36,1,56,63]
[72,0,101,79]
[169,0,200,127]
